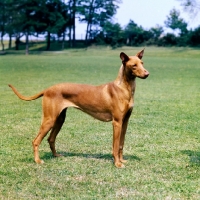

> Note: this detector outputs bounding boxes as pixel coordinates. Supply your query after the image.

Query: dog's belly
[62,101,112,122]
[79,109,112,122]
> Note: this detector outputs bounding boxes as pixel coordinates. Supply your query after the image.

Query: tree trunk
[25,31,29,55]
[46,32,51,50]
[68,1,72,48]
[85,22,89,43]
[85,0,94,45]
[15,35,20,50]
[89,23,92,40]
[69,25,72,47]
[62,31,65,50]
[1,33,5,51]
[9,33,12,49]
[72,0,76,47]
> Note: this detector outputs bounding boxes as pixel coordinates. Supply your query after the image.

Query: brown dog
[8,49,149,168]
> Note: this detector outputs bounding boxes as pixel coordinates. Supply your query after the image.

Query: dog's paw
[120,159,128,164]
[35,159,44,164]
[115,162,125,168]
[54,153,63,157]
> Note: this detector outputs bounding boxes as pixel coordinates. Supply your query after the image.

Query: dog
[8,49,149,168]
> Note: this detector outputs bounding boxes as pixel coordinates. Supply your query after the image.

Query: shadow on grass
[40,151,141,162]
[181,150,200,166]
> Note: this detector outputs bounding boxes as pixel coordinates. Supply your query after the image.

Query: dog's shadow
[41,151,141,162]
[181,150,200,166]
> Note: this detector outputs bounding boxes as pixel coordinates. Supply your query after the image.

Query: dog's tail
[8,84,44,101]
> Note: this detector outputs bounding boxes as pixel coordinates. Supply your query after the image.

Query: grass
[0,46,199,199]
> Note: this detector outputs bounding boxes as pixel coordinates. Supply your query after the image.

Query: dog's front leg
[119,109,132,164]
[112,119,124,168]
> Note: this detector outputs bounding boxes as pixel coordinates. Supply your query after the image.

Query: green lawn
[0,47,199,199]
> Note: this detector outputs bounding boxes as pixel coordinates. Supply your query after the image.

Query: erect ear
[120,52,129,64]
[136,49,145,59]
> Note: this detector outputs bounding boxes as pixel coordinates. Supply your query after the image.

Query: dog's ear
[120,52,129,64]
[136,49,145,59]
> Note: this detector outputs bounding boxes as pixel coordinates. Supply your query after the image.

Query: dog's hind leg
[32,117,55,164]
[48,108,67,157]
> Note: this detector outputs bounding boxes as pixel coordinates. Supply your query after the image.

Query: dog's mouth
[138,71,149,79]
[133,69,149,79]
[142,73,149,79]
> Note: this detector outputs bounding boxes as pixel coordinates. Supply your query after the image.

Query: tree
[64,0,76,47]
[43,0,67,50]
[56,2,70,49]
[79,0,121,44]
[178,0,200,17]
[178,0,200,45]
[165,8,188,35]
[98,21,123,47]
[16,0,44,54]
[149,25,164,40]
[27,0,68,50]
[158,33,178,46]
[1,0,68,52]
[0,0,6,51]
[0,0,20,50]
[7,0,47,53]
[7,0,25,51]
[124,20,152,46]
[189,26,200,45]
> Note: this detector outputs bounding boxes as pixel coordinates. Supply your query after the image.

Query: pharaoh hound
[9,49,149,168]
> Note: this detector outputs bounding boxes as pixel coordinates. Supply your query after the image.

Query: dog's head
[120,49,149,79]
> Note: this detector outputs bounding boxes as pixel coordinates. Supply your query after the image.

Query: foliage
[189,26,200,46]
[165,8,188,36]
[149,25,164,40]
[0,0,6,51]
[0,47,200,199]
[95,21,123,47]
[158,33,178,46]
[78,0,121,42]
[178,0,200,17]
[0,1,200,50]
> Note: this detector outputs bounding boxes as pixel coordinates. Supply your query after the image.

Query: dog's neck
[115,65,136,95]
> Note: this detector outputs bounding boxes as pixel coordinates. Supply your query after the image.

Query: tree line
[0,0,200,54]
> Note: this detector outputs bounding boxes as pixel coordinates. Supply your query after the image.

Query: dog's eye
[132,64,137,68]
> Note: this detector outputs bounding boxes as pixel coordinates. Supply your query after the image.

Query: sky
[76,0,199,39]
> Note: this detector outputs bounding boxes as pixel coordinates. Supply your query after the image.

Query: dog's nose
[143,70,149,78]
[145,70,149,77]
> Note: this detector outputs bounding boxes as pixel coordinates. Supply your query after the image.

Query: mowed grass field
[0,47,199,199]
